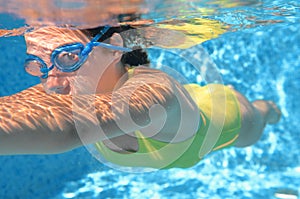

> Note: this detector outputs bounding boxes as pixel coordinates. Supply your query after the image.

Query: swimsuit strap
[127,67,136,79]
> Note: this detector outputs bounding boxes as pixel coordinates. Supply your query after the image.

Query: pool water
[0,0,299,199]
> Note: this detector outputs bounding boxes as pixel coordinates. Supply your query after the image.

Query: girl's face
[25,26,125,95]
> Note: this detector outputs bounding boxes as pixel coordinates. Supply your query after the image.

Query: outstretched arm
[0,67,199,155]
[0,84,80,154]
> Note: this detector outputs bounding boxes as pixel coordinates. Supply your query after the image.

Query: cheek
[81,50,114,75]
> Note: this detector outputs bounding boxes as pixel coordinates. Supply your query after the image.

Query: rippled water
[146,0,299,27]
[0,0,299,199]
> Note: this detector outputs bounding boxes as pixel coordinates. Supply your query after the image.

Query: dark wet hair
[82,25,150,67]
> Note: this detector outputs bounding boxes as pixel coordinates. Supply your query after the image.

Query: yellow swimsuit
[95,69,241,169]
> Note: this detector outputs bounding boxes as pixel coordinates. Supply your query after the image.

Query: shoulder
[129,66,168,76]
[125,66,175,88]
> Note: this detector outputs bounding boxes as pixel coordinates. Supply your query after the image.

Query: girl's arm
[0,67,199,155]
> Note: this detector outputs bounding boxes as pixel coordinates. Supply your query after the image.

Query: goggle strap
[81,26,111,56]
[39,64,54,79]
[93,42,132,52]
[92,25,110,43]
[81,43,93,56]
[82,26,133,55]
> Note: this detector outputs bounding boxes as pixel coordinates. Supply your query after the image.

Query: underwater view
[0,0,299,198]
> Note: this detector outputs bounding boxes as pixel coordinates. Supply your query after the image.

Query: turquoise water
[0,0,300,198]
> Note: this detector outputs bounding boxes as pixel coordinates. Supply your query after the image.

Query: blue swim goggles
[24,26,132,79]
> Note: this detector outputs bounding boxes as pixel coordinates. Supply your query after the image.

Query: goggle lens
[54,49,81,69]
[24,25,132,78]
[24,57,46,77]
[52,43,85,72]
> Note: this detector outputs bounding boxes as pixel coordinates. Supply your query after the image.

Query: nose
[43,68,71,94]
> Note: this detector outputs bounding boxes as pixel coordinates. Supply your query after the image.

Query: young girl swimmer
[0,26,281,169]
